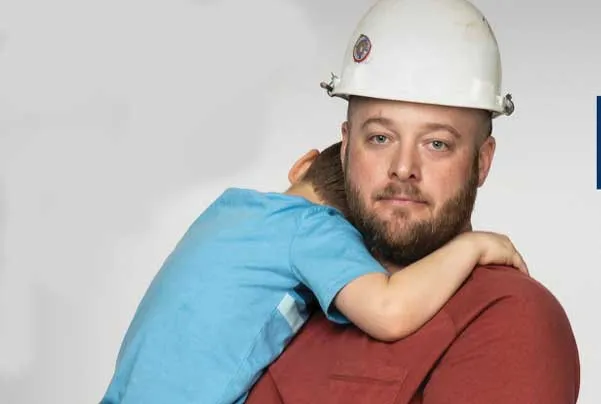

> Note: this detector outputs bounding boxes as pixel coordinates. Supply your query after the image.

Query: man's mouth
[377,196,427,206]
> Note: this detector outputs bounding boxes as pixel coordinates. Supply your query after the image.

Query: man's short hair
[301,142,349,216]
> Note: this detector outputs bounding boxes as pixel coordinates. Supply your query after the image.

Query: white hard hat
[320,0,514,117]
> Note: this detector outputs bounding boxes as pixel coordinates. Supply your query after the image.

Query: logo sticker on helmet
[352,34,371,63]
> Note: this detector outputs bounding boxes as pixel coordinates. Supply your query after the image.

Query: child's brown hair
[300,142,349,216]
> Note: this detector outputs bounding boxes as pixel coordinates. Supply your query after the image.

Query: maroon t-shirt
[246,266,580,403]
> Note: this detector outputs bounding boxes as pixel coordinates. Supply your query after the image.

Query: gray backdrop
[0,0,598,403]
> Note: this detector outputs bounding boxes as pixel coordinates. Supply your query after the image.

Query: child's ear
[288,149,320,185]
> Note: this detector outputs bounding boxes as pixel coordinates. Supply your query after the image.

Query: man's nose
[388,143,421,181]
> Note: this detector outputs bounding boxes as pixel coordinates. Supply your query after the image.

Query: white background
[0,0,599,403]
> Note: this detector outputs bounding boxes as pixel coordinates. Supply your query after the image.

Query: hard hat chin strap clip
[503,94,515,116]
[319,73,338,97]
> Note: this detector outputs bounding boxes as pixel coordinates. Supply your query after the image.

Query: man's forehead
[348,97,486,134]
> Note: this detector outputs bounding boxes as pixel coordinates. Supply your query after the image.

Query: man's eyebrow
[420,122,463,139]
[359,118,463,138]
[360,117,397,131]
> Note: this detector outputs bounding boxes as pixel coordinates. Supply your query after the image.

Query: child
[101,142,528,404]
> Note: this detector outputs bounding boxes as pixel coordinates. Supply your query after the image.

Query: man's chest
[260,313,456,404]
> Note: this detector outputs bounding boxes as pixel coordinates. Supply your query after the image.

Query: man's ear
[477,135,496,187]
[288,149,320,185]
[341,121,350,170]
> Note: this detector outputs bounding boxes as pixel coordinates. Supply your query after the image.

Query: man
[245,0,580,402]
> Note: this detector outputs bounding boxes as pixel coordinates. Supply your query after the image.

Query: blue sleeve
[289,206,388,324]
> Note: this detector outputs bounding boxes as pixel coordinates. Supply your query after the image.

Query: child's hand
[459,231,529,275]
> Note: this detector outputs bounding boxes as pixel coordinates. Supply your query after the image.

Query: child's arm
[334,231,528,342]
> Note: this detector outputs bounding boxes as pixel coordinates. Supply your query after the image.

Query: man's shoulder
[445,265,573,334]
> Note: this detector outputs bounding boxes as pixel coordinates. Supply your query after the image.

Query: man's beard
[345,156,479,267]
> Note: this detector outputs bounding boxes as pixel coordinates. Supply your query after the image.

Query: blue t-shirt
[101,188,387,404]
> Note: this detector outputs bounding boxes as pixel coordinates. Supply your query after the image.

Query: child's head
[293,142,349,216]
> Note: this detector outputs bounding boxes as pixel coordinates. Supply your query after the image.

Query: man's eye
[370,134,388,144]
[430,140,448,151]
